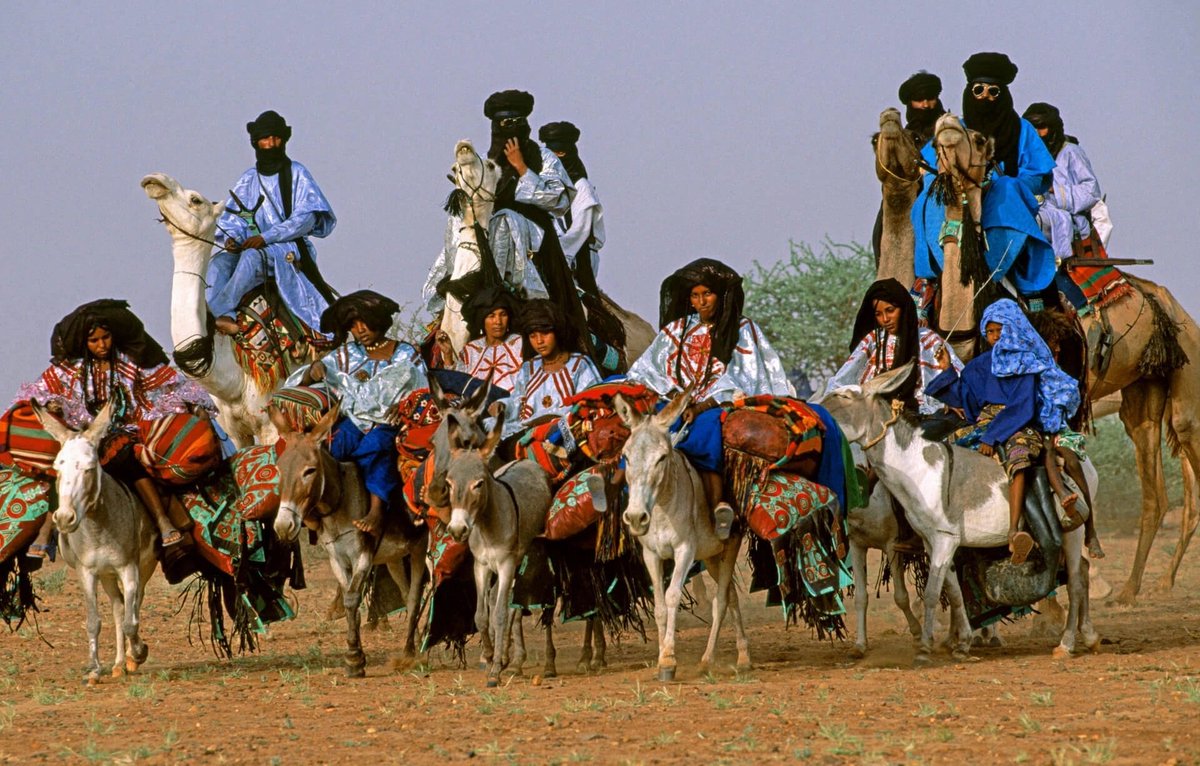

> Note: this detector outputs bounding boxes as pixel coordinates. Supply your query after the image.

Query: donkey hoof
[543,669,557,680]
[913,653,933,668]
[1051,645,1072,660]
[950,649,975,662]
[345,663,366,679]
[111,665,125,679]
[849,644,866,660]
[657,667,676,682]
[85,674,101,687]
[130,643,149,665]
[486,677,499,688]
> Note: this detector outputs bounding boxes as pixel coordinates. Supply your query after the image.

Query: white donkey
[34,403,158,683]
[822,363,1098,663]
[444,411,555,687]
[614,389,748,681]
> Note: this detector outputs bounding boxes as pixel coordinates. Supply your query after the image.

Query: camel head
[140,173,223,254]
[873,108,923,188]
[932,114,993,189]
[447,139,501,227]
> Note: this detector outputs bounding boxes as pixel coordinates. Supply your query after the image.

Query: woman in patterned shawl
[626,258,793,540]
[491,299,601,443]
[293,290,428,537]
[17,299,213,555]
[826,278,962,415]
[435,286,524,393]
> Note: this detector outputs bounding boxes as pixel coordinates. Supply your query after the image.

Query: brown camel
[930,114,1200,605]
[873,108,921,289]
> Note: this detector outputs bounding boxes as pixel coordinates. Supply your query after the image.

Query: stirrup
[713,503,735,541]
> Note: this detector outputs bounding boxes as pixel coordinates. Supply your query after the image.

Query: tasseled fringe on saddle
[724,448,772,518]
[1139,293,1189,379]
[176,573,258,659]
[774,532,846,641]
[594,508,625,563]
[443,188,468,218]
[0,555,41,632]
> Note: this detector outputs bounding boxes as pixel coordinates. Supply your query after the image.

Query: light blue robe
[913,119,1057,295]
[210,162,336,330]
[1037,143,1102,259]
[287,341,428,433]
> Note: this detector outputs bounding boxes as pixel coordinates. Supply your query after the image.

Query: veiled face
[86,326,113,360]
[255,135,283,150]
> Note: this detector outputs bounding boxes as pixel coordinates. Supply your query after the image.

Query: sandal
[25,543,54,562]
[161,529,185,548]
[1009,531,1035,565]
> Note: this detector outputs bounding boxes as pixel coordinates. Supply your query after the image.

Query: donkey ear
[311,401,341,440]
[268,404,295,437]
[612,394,643,429]
[82,401,114,447]
[479,410,505,459]
[655,383,695,428]
[863,360,915,399]
[428,374,449,412]
[464,376,491,419]
[31,402,74,445]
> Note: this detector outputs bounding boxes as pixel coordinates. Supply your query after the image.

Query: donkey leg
[1077,557,1100,652]
[727,575,751,671]
[577,619,595,674]
[474,564,494,670]
[643,549,669,677]
[99,575,128,678]
[509,608,527,675]
[542,614,557,679]
[487,562,517,687]
[79,569,104,684]
[341,557,371,678]
[118,564,148,672]
[849,540,870,658]
[699,537,740,672]
[1054,529,1086,658]
[916,537,956,666]
[889,549,923,645]
[938,567,973,660]
[659,546,695,682]
[591,619,608,671]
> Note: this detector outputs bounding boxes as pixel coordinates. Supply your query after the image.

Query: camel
[432,141,655,366]
[873,108,922,290]
[141,173,314,447]
[928,116,1200,605]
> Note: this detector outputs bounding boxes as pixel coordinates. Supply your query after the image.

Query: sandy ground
[0,533,1197,765]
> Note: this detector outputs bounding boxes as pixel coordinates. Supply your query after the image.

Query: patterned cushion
[0,403,63,478]
[0,467,52,561]
[228,445,282,522]
[545,466,605,540]
[135,413,223,485]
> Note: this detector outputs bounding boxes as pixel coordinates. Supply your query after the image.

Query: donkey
[822,362,1098,663]
[444,410,555,687]
[613,389,748,682]
[34,403,158,683]
[272,405,429,677]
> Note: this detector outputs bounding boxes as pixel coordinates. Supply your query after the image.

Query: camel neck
[169,236,215,347]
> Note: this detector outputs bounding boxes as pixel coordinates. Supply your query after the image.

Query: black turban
[519,298,580,360]
[464,286,522,340]
[51,299,168,368]
[1023,102,1067,157]
[538,121,581,152]
[484,90,535,120]
[538,120,588,182]
[848,279,921,409]
[658,259,745,366]
[898,71,942,104]
[320,290,400,343]
[962,52,1018,85]
[246,110,292,144]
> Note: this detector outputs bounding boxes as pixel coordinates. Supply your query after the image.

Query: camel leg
[99,575,128,679]
[577,619,595,673]
[662,545,695,682]
[1113,380,1169,605]
[848,539,870,658]
[1157,421,1200,592]
[917,535,957,666]
[487,561,517,687]
[79,568,104,683]
[117,564,148,672]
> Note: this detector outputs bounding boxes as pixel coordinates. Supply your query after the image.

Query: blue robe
[210,161,336,330]
[913,120,1057,295]
[925,349,1037,447]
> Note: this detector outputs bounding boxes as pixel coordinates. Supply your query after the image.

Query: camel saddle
[722,397,824,478]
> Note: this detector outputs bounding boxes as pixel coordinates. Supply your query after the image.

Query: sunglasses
[971,83,1002,99]
[497,116,527,128]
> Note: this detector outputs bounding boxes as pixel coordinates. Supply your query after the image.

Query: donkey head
[426,375,491,510]
[444,409,505,543]
[613,386,693,537]
[34,402,113,534]
[272,403,341,543]
[819,361,915,445]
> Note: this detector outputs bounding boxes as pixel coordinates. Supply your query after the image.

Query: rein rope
[862,398,906,450]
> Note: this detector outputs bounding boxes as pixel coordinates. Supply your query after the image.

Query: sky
[1,1,1197,397]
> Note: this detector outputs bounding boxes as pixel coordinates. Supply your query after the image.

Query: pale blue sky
[2,2,1197,396]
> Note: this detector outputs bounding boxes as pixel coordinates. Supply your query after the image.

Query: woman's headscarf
[464,286,522,341]
[658,259,745,366]
[320,290,400,345]
[980,299,1081,432]
[849,279,920,407]
[50,299,168,368]
[519,298,580,360]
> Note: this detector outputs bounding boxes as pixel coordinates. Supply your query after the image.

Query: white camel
[141,173,309,447]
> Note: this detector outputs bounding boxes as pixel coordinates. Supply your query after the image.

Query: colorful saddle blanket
[269,386,335,433]
[231,287,332,395]
[723,396,825,515]
[544,465,606,541]
[563,383,659,463]
[1058,234,1131,314]
[0,403,65,478]
[135,413,222,485]
[0,467,52,562]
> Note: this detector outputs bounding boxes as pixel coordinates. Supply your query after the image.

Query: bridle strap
[862,399,905,450]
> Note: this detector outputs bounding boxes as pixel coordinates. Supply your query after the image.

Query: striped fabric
[135,413,222,485]
[269,385,335,433]
[0,403,63,478]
